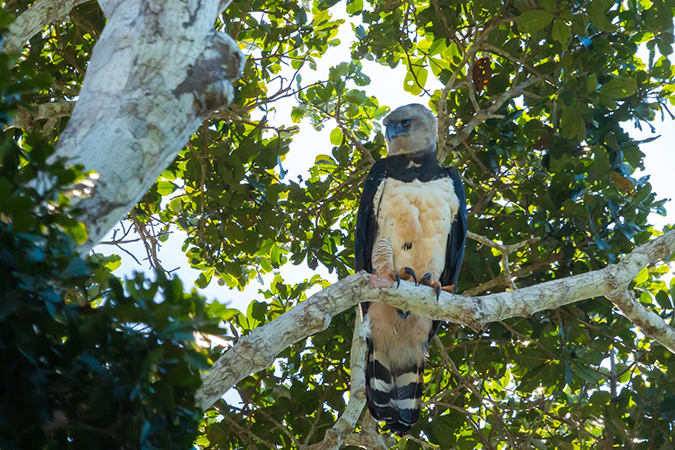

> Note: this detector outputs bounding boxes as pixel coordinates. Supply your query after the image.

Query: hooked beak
[386,121,410,140]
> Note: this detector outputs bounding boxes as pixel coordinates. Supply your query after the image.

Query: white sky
[94,9,675,314]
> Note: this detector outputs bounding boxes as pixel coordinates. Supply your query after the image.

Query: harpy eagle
[355,103,467,434]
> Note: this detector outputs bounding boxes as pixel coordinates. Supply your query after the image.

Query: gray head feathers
[383,104,437,156]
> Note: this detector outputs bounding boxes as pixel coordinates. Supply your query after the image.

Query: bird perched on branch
[355,103,467,434]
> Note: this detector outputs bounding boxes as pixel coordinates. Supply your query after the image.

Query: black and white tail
[365,340,425,435]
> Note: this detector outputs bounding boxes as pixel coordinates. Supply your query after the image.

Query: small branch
[130,212,167,273]
[335,117,376,165]
[479,42,558,88]
[437,44,474,156]
[464,249,566,296]
[197,230,675,409]
[467,231,540,255]
[220,410,273,450]
[467,231,541,291]
[5,100,75,132]
[437,22,501,159]
[501,252,517,290]
[255,407,302,449]
[303,102,376,166]
[440,77,541,160]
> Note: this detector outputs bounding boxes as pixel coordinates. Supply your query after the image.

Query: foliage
[0,12,219,448]
[5,0,675,448]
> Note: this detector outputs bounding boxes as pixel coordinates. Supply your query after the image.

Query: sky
[93,8,675,315]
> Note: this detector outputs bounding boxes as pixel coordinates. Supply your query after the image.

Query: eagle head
[383,103,437,156]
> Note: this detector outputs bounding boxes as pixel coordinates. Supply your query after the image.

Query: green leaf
[560,106,586,142]
[66,221,89,246]
[518,9,555,33]
[587,0,614,31]
[552,18,572,46]
[571,362,604,384]
[157,180,176,196]
[345,0,363,15]
[587,73,598,92]
[598,77,637,99]
[634,267,649,285]
[196,268,214,289]
[655,291,673,310]
[329,127,343,146]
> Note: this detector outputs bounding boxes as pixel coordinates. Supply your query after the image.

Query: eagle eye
[401,119,411,127]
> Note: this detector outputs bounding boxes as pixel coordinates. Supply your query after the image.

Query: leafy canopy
[4,0,675,448]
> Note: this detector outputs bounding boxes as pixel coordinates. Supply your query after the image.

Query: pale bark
[197,230,675,411]
[2,0,92,54]
[311,314,367,450]
[5,100,75,132]
[48,0,244,253]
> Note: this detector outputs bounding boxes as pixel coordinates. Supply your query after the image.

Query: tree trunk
[50,0,244,253]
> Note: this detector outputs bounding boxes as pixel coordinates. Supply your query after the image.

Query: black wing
[355,159,387,273]
[439,166,467,287]
[355,159,387,317]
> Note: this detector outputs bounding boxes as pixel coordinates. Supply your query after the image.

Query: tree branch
[42,0,244,254]
[439,76,541,160]
[466,231,541,291]
[308,311,366,450]
[197,230,675,410]
[2,0,92,54]
[5,100,75,133]
[606,289,675,352]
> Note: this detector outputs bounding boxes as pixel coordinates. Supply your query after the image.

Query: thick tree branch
[2,0,236,54]
[606,289,675,352]
[197,230,675,410]
[309,312,366,450]
[2,0,92,54]
[44,0,243,253]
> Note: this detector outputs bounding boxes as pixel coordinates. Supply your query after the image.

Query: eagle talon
[396,309,411,319]
[435,285,442,300]
[442,284,458,294]
[385,270,403,288]
[418,272,432,286]
[401,267,417,284]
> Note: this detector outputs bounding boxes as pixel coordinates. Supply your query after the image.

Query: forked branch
[197,230,675,412]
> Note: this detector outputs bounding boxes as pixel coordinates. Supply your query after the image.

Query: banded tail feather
[365,339,425,435]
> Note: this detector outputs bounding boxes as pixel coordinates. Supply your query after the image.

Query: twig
[437,22,501,159]
[479,42,558,88]
[440,77,541,160]
[466,231,541,291]
[256,407,302,449]
[130,211,166,273]
[303,102,377,166]
[335,117,376,165]
[220,410,275,449]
